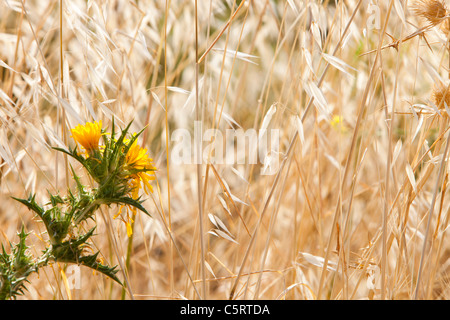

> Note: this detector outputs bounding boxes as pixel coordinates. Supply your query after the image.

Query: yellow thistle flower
[71,121,102,153]
[114,140,156,237]
[125,140,156,195]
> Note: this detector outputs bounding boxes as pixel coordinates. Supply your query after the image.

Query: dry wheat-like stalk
[2,0,450,301]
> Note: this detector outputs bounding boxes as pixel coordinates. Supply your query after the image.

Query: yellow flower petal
[71,121,102,152]
[126,222,132,237]
[125,140,156,197]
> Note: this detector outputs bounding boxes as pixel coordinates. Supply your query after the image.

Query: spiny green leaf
[78,254,122,285]
[11,194,44,216]
[113,196,150,217]
[123,126,146,155]
[53,146,96,179]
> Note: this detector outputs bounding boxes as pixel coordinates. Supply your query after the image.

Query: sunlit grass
[2,0,450,300]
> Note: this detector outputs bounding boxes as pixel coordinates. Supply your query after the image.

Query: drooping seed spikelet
[411,0,448,27]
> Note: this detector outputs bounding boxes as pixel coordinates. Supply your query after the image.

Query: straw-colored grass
[2,0,450,300]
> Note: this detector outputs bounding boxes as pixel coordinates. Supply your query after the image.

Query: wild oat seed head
[412,0,448,26]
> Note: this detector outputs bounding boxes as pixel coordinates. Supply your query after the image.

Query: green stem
[121,210,136,300]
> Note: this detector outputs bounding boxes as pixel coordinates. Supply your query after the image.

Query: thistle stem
[121,210,137,300]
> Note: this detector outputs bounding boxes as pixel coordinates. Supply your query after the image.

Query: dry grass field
[2,0,450,300]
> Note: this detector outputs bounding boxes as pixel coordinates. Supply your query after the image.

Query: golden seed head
[432,83,450,109]
[412,0,448,26]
